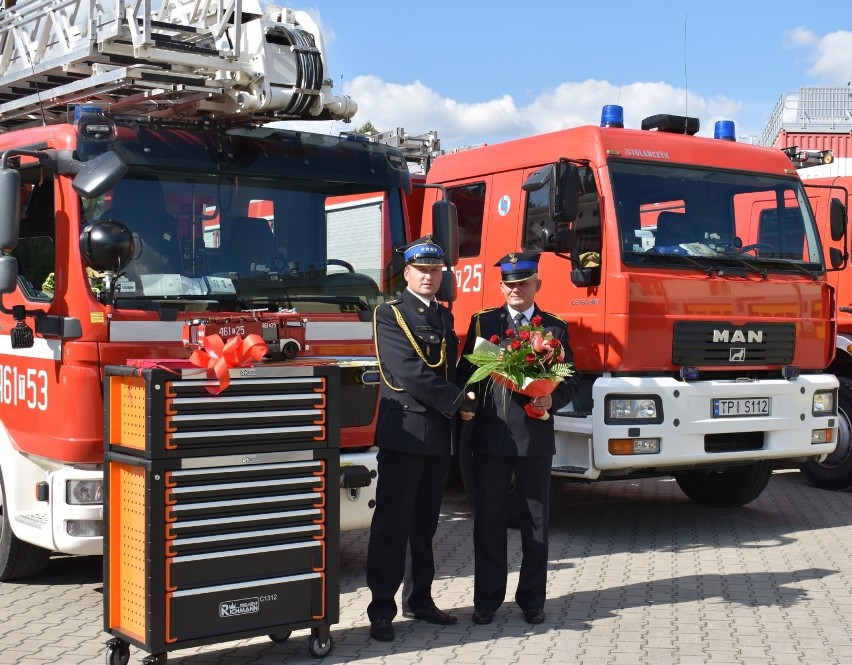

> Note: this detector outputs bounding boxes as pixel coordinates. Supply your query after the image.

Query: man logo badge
[730,348,746,362]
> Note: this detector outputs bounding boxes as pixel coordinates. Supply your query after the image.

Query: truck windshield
[81,173,404,313]
[611,161,824,274]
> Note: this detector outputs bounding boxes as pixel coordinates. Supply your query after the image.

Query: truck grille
[672,322,795,366]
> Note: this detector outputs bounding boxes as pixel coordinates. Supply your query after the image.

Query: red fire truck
[761,87,852,490]
[0,0,453,580]
[415,105,843,508]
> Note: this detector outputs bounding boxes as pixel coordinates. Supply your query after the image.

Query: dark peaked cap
[495,251,541,283]
[397,235,446,266]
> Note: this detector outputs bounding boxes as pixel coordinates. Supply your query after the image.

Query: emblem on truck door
[498,195,511,216]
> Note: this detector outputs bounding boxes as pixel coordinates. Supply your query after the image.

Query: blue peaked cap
[496,251,541,282]
[400,235,445,266]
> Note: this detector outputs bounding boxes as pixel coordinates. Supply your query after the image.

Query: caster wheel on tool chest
[269,631,292,643]
[105,639,130,665]
[308,629,333,658]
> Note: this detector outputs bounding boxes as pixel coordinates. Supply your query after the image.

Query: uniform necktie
[514,312,526,330]
[428,300,443,333]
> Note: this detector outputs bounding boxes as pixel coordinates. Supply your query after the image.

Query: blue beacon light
[714,120,736,141]
[601,105,624,128]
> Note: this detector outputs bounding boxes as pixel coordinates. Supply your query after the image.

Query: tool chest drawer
[105,365,338,460]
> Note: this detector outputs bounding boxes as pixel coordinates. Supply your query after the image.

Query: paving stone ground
[2,468,852,665]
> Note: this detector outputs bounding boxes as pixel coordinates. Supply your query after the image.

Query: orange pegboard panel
[108,376,148,450]
[107,462,147,642]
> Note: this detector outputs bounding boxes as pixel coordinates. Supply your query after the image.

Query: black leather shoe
[410,604,458,625]
[369,617,395,641]
[523,608,546,624]
[471,608,495,625]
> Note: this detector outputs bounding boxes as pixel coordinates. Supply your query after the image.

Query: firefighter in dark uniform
[366,236,475,642]
[457,251,579,625]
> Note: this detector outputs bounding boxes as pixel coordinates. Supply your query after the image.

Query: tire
[674,460,773,507]
[308,630,333,658]
[0,469,50,581]
[800,376,852,491]
[269,631,291,643]
[105,640,130,665]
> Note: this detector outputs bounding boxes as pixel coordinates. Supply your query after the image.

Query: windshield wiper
[740,256,821,280]
[711,254,768,278]
[629,252,713,275]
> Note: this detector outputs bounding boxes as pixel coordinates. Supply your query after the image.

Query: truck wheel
[0,470,50,581]
[674,460,773,507]
[800,376,852,491]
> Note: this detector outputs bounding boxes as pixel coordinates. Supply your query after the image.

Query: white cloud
[806,30,852,82]
[784,27,817,48]
[286,76,742,149]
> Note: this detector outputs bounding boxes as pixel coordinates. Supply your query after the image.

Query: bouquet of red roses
[463,315,573,419]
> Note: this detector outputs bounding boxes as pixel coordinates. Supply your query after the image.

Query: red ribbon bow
[189,333,268,394]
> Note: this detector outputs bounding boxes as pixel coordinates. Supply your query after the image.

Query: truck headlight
[66,479,103,505]
[812,390,837,416]
[604,395,663,424]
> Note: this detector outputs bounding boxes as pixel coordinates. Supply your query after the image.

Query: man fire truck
[0,0,452,581]
[415,105,843,511]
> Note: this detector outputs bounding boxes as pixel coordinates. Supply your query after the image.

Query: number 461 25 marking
[455,264,482,293]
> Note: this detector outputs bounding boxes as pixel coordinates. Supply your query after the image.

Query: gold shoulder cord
[374,306,403,392]
[374,304,449,390]
[391,305,447,372]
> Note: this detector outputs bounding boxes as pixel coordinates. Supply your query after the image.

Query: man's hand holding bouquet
[463,315,574,419]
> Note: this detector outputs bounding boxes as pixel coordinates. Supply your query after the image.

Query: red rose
[519,330,530,340]
[531,315,543,326]
[511,339,522,350]
[525,353,537,364]
[549,339,561,348]
[505,329,515,338]
[490,334,500,344]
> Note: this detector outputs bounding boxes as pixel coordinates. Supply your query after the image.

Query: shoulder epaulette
[475,306,501,316]
[387,297,403,305]
[541,311,567,324]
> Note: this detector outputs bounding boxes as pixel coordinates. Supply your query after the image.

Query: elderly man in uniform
[366,236,475,642]
[457,250,579,625]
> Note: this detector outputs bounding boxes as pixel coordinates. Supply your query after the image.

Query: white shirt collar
[407,288,436,308]
[507,305,535,321]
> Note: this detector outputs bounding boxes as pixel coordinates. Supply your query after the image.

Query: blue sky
[282,0,852,151]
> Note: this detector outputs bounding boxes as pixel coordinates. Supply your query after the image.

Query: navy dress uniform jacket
[456,304,579,456]
[367,288,465,621]
[374,289,463,454]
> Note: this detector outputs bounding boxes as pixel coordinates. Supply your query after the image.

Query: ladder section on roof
[0,0,357,129]
[761,86,852,147]
[371,127,441,173]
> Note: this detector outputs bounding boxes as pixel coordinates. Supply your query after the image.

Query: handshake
[459,391,477,421]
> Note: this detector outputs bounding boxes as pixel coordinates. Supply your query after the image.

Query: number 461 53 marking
[0,365,48,410]
[455,264,482,293]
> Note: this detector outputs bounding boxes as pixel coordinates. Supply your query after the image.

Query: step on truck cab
[419,106,844,507]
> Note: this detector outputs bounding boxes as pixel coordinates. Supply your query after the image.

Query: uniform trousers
[366,447,452,620]
[473,453,552,612]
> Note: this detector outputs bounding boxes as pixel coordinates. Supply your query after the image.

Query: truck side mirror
[0,166,22,251]
[829,197,847,242]
[521,161,580,222]
[0,255,19,294]
[436,269,456,303]
[554,160,580,222]
[431,200,459,266]
[71,151,127,199]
